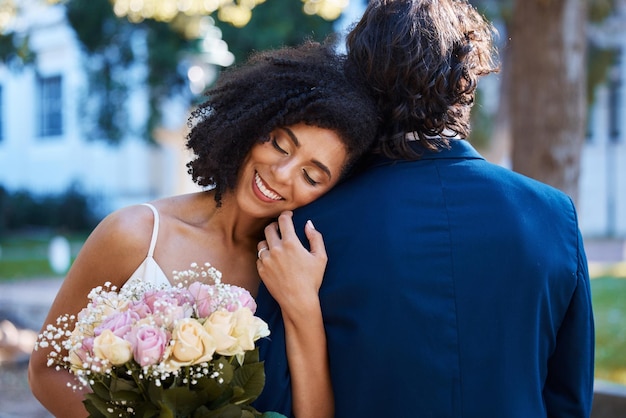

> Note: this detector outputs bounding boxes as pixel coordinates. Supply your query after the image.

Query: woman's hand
[256,211,327,318]
[256,211,334,418]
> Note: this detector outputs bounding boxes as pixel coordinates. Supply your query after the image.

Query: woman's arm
[256,211,334,418]
[28,206,154,418]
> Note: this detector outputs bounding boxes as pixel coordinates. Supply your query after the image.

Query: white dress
[124,203,171,288]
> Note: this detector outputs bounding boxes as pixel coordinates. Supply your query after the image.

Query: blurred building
[582,7,626,238]
[0,1,199,217]
[0,0,624,238]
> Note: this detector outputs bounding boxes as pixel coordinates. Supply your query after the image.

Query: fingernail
[306,220,315,230]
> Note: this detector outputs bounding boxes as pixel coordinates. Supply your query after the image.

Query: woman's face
[236,122,348,218]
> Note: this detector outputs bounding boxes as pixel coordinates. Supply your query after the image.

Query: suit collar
[416,139,483,161]
[368,139,484,168]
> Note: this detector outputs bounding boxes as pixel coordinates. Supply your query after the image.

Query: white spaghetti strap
[141,203,160,258]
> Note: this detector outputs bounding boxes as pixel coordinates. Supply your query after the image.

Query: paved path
[0,277,58,418]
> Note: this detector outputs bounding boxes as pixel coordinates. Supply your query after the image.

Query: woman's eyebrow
[280,127,333,180]
[281,126,300,147]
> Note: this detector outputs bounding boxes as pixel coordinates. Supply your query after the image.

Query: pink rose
[142,290,173,313]
[225,287,257,313]
[126,324,169,367]
[172,288,194,306]
[95,310,139,338]
[129,300,152,319]
[188,282,217,318]
[82,336,94,352]
[142,290,193,326]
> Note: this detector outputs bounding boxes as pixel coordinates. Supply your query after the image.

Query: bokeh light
[109,0,348,28]
[0,0,17,33]
[111,0,266,27]
[302,0,348,21]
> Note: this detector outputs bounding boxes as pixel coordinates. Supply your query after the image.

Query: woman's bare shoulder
[45,204,160,323]
[66,204,157,284]
[94,204,157,249]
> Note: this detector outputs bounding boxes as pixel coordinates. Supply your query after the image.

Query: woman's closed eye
[303,169,320,186]
[272,137,288,155]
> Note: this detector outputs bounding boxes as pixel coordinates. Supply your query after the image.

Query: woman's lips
[254,172,283,201]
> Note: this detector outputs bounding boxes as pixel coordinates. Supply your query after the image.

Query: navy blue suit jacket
[254,140,594,417]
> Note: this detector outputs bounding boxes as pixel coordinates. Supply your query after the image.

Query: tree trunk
[508,0,587,204]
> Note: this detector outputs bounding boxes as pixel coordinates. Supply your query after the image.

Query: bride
[28,40,379,418]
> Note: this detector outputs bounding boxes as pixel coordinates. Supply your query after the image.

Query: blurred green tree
[61,0,338,143]
[215,0,335,64]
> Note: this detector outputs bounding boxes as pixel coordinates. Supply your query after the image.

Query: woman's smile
[253,171,284,202]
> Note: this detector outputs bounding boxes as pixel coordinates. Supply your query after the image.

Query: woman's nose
[272,159,296,184]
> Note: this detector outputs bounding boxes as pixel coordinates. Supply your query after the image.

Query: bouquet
[35,262,285,418]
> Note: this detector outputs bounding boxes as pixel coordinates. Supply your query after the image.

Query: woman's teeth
[255,173,282,200]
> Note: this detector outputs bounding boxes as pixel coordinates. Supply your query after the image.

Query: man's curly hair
[186,40,379,205]
[345,0,500,159]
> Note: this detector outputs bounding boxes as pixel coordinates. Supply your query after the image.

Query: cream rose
[168,318,216,366]
[203,310,239,356]
[93,329,133,365]
[232,308,270,352]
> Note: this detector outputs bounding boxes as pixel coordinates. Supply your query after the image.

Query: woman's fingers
[263,220,281,246]
[276,211,296,238]
[304,220,326,259]
[259,212,326,262]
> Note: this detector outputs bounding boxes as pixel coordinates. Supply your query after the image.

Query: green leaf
[198,404,245,418]
[106,374,142,399]
[160,385,207,415]
[157,404,175,418]
[89,380,113,401]
[244,348,260,364]
[231,386,245,399]
[82,395,109,418]
[214,356,235,384]
[207,386,235,410]
[133,402,161,418]
[193,375,230,403]
[110,390,145,404]
[231,362,265,404]
[83,393,128,417]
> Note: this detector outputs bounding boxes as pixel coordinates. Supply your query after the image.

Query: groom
[255,0,594,417]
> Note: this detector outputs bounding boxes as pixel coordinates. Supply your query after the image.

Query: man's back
[255,140,594,417]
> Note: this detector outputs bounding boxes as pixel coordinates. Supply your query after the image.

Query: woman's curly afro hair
[186,40,379,205]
